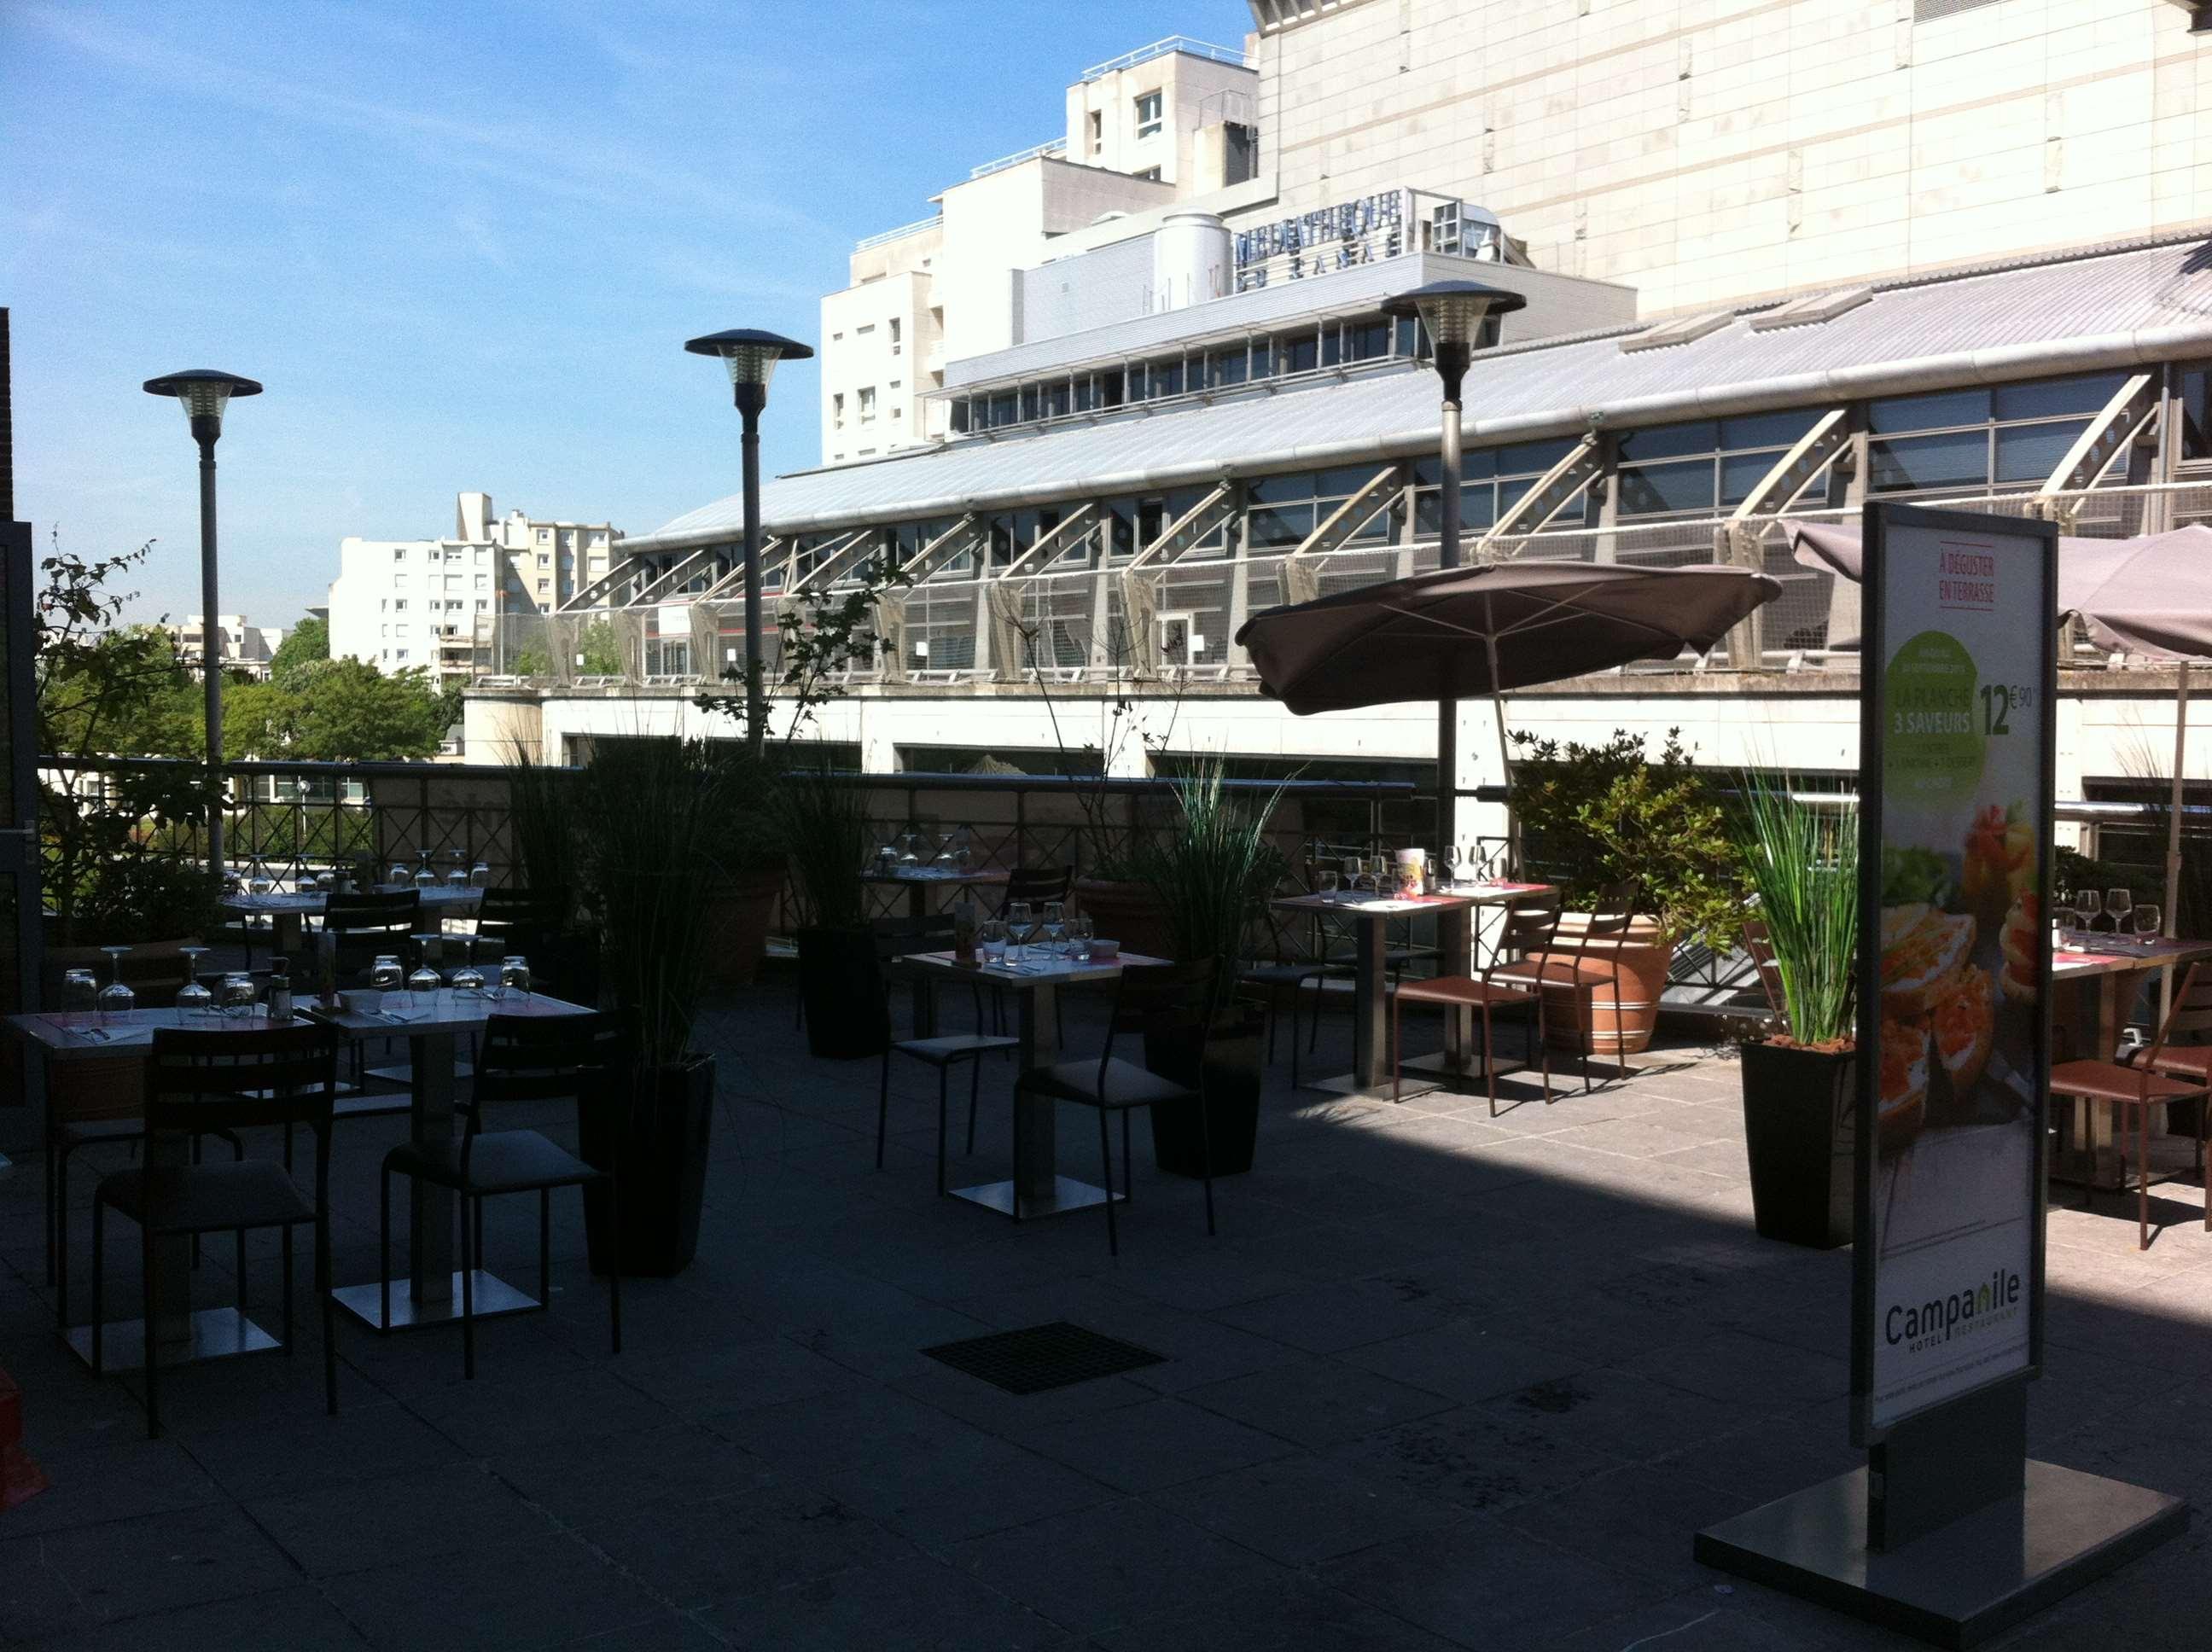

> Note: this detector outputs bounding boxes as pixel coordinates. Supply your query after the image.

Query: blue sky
[2,1,1253,625]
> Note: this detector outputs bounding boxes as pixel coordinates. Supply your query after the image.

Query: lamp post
[143,369,261,881]
[1380,282,1526,859]
[684,328,813,758]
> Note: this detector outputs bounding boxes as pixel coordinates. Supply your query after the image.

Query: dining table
[1268,881,1556,1096]
[307,987,591,1333]
[2049,934,2212,1188]
[222,881,484,954]
[862,864,1009,921]
[5,1007,288,1370]
[895,947,1168,1219]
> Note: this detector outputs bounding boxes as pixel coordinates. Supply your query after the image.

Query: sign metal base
[1694,1459,2186,1649]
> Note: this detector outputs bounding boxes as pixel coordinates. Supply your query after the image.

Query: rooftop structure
[166,614,285,678]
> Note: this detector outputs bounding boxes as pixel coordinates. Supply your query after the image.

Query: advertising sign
[1854,504,2055,1441]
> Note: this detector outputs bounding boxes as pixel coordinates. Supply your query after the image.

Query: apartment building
[166,614,285,678]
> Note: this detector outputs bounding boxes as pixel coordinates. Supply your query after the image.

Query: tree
[269,614,329,688]
[577,618,621,677]
[280,658,454,761]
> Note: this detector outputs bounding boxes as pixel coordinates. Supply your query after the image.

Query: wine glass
[1005,900,1033,965]
[413,852,437,890]
[61,968,98,1023]
[1043,900,1067,957]
[2106,888,2133,934]
[177,972,214,1021]
[2135,903,2163,939]
[1068,913,1094,963]
[876,840,899,875]
[451,936,486,996]
[978,919,1009,968]
[899,831,920,867]
[1318,868,1339,897]
[96,974,136,1027]
[469,860,492,888]
[499,955,532,998]
[445,856,470,889]
[2075,889,2102,933]
[247,858,274,897]
[386,860,410,889]
[219,971,256,1021]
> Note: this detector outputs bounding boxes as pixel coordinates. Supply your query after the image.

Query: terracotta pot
[701,868,785,989]
[1071,876,1177,964]
[1519,913,1670,1057]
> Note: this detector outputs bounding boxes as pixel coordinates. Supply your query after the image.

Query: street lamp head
[143,369,262,445]
[684,329,814,413]
[1382,281,1525,403]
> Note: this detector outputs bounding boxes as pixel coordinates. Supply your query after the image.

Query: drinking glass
[247,859,275,897]
[1005,901,1033,964]
[387,861,410,888]
[371,954,404,995]
[177,974,214,1020]
[220,972,256,1021]
[61,968,98,1022]
[876,841,899,874]
[1068,914,1094,962]
[2135,904,2163,938]
[469,860,492,888]
[979,920,1009,967]
[100,944,131,992]
[413,852,437,890]
[451,937,486,995]
[2106,888,2133,933]
[499,956,532,998]
[2050,896,2079,945]
[96,976,135,1026]
[2076,890,2102,932]
[1042,900,1067,957]
[445,861,470,889]
[178,944,210,990]
[899,832,921,866]
[1318,869,1339,896]
[1369,853,1390,893]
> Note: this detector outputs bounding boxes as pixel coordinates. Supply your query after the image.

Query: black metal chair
[89,1023,341,1438]
[987,867,1076,1037]
[474,887,568,952]
[381,1010,625,1378]
[1013,957,1219,1257]
[1239,895,1330,1091]
[321,888,422,977]
[873,916,1017,1189]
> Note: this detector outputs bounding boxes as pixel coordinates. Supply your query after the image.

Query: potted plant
[1507,728,1746,1056]
[1734,775,1858,1249]
[569,736,734,1276]
[776,759,888,1061]
[1133,758,1283,1178]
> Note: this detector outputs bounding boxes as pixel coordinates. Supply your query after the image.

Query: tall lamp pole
[143,369,261,881]
[1380,282,1525,860]
[684,329,813,759]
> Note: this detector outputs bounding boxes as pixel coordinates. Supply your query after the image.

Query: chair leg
[1483,1002,1499,1119]
[142,1225,160,1439]
[281,1224,295,1353]
[966,1057,981,1159]
[876,1049,892,1170]
[1121,1108,1133,1202]
[935,1066,949,1196]
[90,1198,105,1372]
[2139,1105,2151,1252]
[460,1195,477,1380]
[318,1216,338,1417]
[1196,1096,1217,1239]
[55,1141,70,1329]
[539,1190,552,1305]
[1390,992,1403,1105]
[1289,978,1304,1091]
[379,1164,393,1331]
[1097,1108,1119,1258]
[605,1174,622,1357]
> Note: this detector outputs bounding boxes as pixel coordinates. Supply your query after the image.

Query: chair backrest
[2144,962,2212,1071]
[145,1023,341,1141]
[325,889,422,940]
[477,887,568,935]
[1740,916,1790,1036]
[1003,866,1074,911]
[1486,892,1563,974]
[872,912,957,964]
[474,1010,630,1111]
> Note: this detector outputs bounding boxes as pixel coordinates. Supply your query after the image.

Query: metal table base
[63,1306,281,1371]
[332,1270,540,1334]
[950,1174,1122,1220]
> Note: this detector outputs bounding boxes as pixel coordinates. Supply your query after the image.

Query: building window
[537,552,550,567]
[535,527,550,544]
[833,392,845,428]
[536,579,550,595]
[1866,372,2126,495]
[1614,412,1822,520]
[1249,467,1395,550]
[890,319,901,354]
[2179,364,2212,464]
[395,649,408,661]
[1414,439,1585,536]
[393,598,408,612]
[1089,110,1103,154]
[859,387,876,422]
[1135,91,1161,138]
[391,547,407,561]
[1138,166,1162,181]
[858,323,875,336]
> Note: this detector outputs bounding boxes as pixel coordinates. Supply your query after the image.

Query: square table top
[6,1008,288,1059]
[896,948,1169,990]
[861,867,1010,887]
[301,989,591,1037]
[1272,885,1548,916]
[221,884,484,914]
[2052,936,2212,980]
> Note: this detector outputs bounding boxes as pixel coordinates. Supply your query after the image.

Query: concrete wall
[821,269,937,463]
[1254,0,2212,315]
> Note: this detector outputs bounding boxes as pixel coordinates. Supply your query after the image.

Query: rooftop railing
[968,137,1068,180]
[853,214,944,253]
[1080,37,1252,80]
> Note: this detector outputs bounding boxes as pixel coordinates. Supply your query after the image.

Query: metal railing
[853,214,943,253]
[1080,36,1252,79]
[969,137,1068,180]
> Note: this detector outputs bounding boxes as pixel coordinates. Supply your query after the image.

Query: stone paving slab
[4,986,2212,1649]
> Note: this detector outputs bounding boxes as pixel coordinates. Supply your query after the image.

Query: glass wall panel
[1617,459,1716,516]
[1994,373,2124,422]
[1994,420,2087,484]
[1868,387,1991,434]
[1868,430,1989,492]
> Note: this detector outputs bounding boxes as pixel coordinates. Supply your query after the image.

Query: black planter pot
[580,1054,713,1277]
[1740,1040,1856,1249]
[1143,1009,1264,1178]
[795,926,889,1060]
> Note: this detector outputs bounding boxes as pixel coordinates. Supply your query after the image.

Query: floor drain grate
[923,1321,1166,1395]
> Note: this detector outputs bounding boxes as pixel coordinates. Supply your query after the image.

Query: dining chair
[1740,916,1790,1037]
[872,915,1017,1189]
[89,1023,341,1438]
[321,889,422,978]
[381,1009,627,1377]
[1390,895,1555,1114]
[1238,893,1330,1091]
[2050,962,2212,1249]
[990,867,1075,1038]
[1013,957,1220,1257]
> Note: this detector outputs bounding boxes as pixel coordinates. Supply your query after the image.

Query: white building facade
[168,614,285,678]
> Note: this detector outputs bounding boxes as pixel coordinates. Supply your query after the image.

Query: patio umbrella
[1787,519,2212,945]
[1235,559,1783,846]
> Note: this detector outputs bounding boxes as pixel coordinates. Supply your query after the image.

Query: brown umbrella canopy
[1235,560,1784,715]
[1785,519,2212,658]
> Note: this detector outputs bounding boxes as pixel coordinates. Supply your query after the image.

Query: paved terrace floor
[3,982,2212,1651]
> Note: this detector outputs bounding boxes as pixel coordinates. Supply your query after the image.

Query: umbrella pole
[1487,628,1518,873]
[2163,665,2189,1021]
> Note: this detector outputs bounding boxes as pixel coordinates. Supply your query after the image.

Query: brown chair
[2050,962,2212,1250]
[1391,896,1557,1115]
[89,1024,341,1438]
[1013,958,1220,1256]
[381,1010,627,1377]
[999,866,1074,912]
